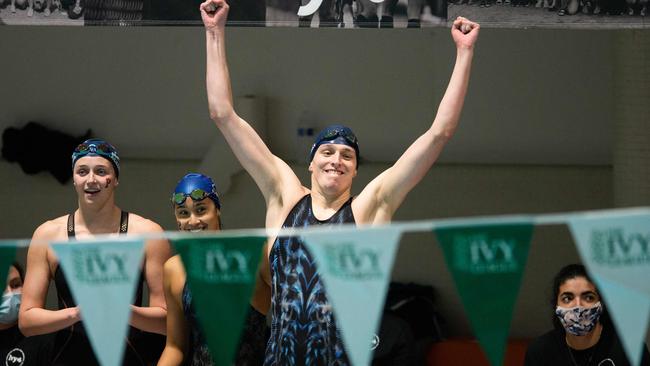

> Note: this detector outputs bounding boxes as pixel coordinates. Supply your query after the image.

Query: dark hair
[550,264,611,332]
[10,262,25,282]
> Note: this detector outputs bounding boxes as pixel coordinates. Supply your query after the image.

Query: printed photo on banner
[447,0,648,29]
[0,0,447,26]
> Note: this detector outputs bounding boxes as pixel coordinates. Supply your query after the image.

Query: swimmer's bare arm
[129,218,172,335]
[157,256,189,366]
[355,17,480,223]
[202,0,305,213]
[19,220,81,336]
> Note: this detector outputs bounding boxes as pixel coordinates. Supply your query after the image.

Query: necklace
[564,323,604,366]
[566,344,596,366]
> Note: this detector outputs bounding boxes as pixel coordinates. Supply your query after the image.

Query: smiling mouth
[324,169,343,175]
[84,188,100,194]
[186,228,205,233]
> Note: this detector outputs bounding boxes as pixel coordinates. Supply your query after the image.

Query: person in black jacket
[525,264,650,366]
[1,262,54,366]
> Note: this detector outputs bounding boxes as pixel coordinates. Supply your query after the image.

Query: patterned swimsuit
[264,194,355,366]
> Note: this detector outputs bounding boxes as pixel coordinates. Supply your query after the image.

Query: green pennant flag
[0,241,18,287]
[435,223,534,366]
[173,235,266,366]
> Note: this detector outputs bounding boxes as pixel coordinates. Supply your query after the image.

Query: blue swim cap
[172,173,221,209]
[308,125,360,166]
[71,138,120,177]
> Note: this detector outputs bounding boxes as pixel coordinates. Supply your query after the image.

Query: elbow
[208,103,236,125]
[433,127,455,145]
[18,316,37,337]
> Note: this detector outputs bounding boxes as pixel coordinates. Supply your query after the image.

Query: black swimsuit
[51,211,163,366]
[264,194,355,366]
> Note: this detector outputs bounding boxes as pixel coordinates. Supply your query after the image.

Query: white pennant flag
[302,226,402,366]
[52,238,145,366]
[568,210,650,366]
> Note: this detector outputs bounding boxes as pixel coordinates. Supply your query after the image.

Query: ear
[308,161,314,173]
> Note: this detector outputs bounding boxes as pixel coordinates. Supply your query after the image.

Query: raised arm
[357,17,479,221]
[202,0,302,205]
[19,223,81,336]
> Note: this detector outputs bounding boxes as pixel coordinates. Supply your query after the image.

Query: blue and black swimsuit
[264,194,355,366]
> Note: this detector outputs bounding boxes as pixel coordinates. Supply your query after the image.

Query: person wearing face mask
[1,262,54,366]
[19,138,172,366]
[524,264,650,366]
[157,173,268,366]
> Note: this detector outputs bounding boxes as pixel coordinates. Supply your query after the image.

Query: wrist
[67,307,81,322]
[457,45,475,53]
[205,27,225,38]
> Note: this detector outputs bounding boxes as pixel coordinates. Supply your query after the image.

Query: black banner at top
[0,0,647,27]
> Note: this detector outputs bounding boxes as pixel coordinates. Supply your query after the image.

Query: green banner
[173,235,266,366]
[435,223,533,366]
[0,242,18,287]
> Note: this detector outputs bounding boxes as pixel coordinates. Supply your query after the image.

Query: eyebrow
[76,164,109,169]
[560,291,597,296]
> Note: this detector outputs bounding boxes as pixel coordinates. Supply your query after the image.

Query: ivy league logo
[591,228,650,266]
[454,234,518,274]
[72,249,130,284]
[194,245,252,283]
[325,244,382,280]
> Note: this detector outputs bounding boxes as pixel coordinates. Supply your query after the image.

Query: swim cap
[308,125,360,166]
[71,138,120,177]
[172,173,221,209]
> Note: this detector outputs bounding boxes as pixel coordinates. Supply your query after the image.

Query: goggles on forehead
[74,142,117,156]
[172,188,213,206]
[72,140,121,176]
[319,128,358,146]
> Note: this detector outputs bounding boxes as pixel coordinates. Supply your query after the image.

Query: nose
[87,171,98,183]
[329,152,342,165]
[188,214,202,227]
[573,297,585,307]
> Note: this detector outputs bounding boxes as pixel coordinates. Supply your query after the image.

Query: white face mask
[0,291,21,325]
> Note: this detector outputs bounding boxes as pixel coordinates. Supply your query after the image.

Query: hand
[200,0,229,31]
[67,306,82,323]
[451,17,480,50]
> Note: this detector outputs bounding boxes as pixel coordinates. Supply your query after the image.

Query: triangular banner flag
[52,238,145,366]
[568,211,650,366]
[0,242,18,284]
[595,275,650,366]
[302,226,402,366]
[173,235,266,366]
[435,223,534,366]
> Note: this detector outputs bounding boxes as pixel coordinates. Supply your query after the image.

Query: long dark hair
[11,261,24,282]
[550,264,611,332]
